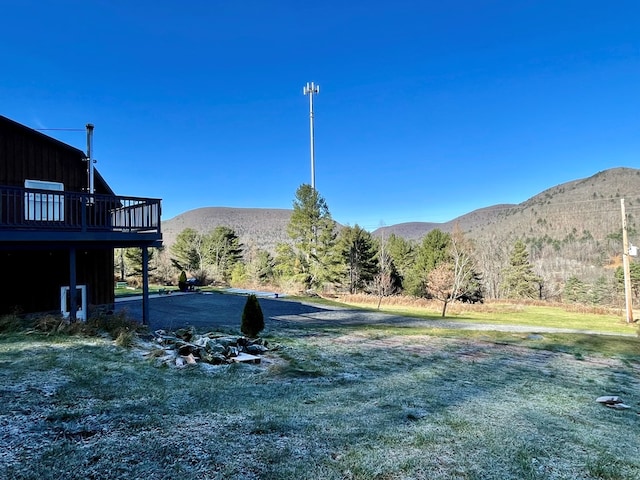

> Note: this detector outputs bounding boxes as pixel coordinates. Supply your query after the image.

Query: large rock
[245,344,268,354]
[204,339,226,354]
[596,396,622,404]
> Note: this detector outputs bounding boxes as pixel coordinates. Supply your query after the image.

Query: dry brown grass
[335,293,624,317]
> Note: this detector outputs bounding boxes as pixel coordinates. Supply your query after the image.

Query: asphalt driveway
[116,291,635,336]
[115,291,421,332]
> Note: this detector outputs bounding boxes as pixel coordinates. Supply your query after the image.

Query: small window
[24,180,65,221]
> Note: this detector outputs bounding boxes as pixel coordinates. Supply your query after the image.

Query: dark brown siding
[1,119,84,191]
[0,116,112,194]
[0,116,119,316]
[0,248,114,315]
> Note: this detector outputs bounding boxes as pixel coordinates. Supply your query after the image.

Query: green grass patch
[342,298,636,335]
[114,284,179,297]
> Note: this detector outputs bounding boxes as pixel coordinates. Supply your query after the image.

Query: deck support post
[142,246,149,326]
[69,247,77,322]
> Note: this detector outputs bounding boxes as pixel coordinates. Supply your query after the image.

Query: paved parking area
[116,291,392,332]
[116,291,634,336]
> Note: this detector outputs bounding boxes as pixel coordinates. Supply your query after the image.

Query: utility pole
[620,198,634,324]
[303,82,319,190]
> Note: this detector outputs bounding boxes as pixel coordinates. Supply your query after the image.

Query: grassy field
[1,303,639,479]
[337,294,638,336]
[114,284,220,298]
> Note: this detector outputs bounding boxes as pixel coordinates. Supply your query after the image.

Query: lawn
[338,295,638,336]
[1,304,639,479]
[114,284,220,298]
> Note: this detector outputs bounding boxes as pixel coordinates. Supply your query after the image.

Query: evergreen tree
[405,229,451,297]
[204,226,243,283]
[591,275,612,305]
[337,225,377,293]
[286,184,338,290]
[461,270,485,304]
[615,262,640,300]
[500,240,542,299]
[563,276,588,303]
[178,270,188,292]
[386,233,415,291]
[241,294,264,338]
[171,228,204,271]
[246,247,274,285]
[273,243,301,281]
[124,247,156,277]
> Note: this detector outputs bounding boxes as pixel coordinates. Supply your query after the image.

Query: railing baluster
[0,186,161,236]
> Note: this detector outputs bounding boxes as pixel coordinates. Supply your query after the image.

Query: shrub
[241,294,264,338]
[115,328,135,348]
[34,314,68,334]
[0,313,23,333]
[85,310,144,339]
[178,270,188,292]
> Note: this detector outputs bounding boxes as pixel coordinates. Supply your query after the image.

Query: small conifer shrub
[241,294,264,338]
[178,270,188,292]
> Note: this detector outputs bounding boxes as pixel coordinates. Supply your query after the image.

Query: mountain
[373,168,640,244]
[160,168,640,295]
[373,204,515,241]
[162,207,293,253]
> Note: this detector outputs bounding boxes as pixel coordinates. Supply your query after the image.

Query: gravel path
[116,291,636,336]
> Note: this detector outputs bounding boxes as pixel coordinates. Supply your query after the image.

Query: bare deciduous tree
[427,264,455,317]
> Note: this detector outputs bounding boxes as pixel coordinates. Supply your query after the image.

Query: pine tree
[124,247,156,278]
[286,184,338,291]
[337,225,377,293]
[204,226,243,283]
[405,229,451,297]
[171,228,204,271]
[386,233,415,291]
[500,240,542,299]
[563,276,587,303]
[246,247,274,285]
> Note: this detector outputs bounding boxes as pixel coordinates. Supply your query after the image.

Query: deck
[0,185,162,247]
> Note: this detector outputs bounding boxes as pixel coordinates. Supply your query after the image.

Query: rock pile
[595,395,631,410]
[149,326,269,368]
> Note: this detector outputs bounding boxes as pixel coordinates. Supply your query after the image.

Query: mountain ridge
[161,167,640,254]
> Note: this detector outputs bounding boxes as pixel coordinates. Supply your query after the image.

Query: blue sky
[2,1,639,230]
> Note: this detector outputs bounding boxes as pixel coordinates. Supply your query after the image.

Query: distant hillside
[470,167,640,245]
[374,204,514,241]
[373,168,640,245]
[161,168,640,297]
[162,207,292,253]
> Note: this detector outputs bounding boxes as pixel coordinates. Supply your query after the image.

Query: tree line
[117,184,631,313]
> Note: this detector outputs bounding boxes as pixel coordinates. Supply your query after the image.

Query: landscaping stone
[596,395,632,410]
[151,329,269,367]
[245,344,268,354]
[596,395,622,404]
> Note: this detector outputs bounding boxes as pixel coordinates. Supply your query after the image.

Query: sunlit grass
[1,324,639,479]
[338,295,636,335]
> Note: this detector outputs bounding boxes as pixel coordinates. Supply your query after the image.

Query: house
[0,115,162,324]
